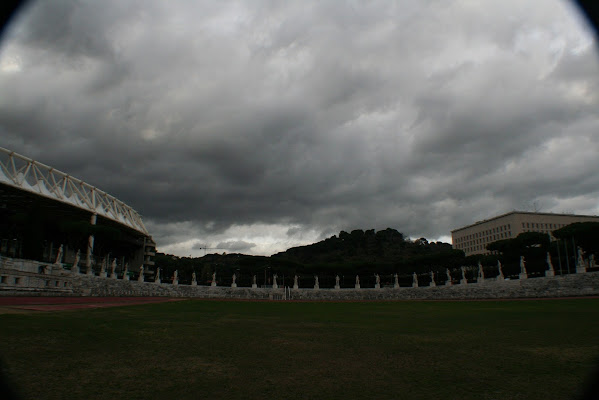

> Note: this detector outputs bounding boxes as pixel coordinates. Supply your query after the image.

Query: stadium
[0,146,156,287]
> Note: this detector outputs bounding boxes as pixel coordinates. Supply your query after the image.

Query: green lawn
[1,299,598,400]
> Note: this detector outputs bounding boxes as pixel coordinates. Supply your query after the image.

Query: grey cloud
[1,0,598,254]
[10,0,118,60]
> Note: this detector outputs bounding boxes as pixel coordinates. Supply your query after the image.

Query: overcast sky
[1,0,598,256]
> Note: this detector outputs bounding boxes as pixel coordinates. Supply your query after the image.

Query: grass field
[1,299,598,400]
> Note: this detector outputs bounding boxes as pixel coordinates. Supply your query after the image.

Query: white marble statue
[355,275,360,289]
[446,268,452,286]
[155,267,161,283]
[231,273,237,288]
[272,273,278,289]
[100,257,107,277]
[110,258,117,279]
[394,273,399,288]
[252,275,257,289]
[576,247,587,273]
[173,270,178,285]
[429,271,436,287]
[460,266,467,284]
[546,252,554,270]
[211,271,217,287]
[478,262,485,281]
[138,265,144,282]
[85,236,93,271]
[545,252,555,277]
[293,275,298,289]
[314,275,319,289]
[412,272,418,288]
[546,252,553,269]
[335,275,340,289]
[86,257,93,275]
[191,271,197,286]
[519,256,527,278]
[55,244,64,265]
[519,256,528,279]
[72,250,80,274]
[497,260,504,280]
[123,263,129,280]
[374,273,381,288]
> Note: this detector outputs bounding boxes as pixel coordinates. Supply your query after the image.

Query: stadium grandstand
[0,146,156,276]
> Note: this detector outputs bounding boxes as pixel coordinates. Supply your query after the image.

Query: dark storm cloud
[13,0,114,59]
[1,0,598,255]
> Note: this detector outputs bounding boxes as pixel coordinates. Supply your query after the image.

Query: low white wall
[2,257,598,300]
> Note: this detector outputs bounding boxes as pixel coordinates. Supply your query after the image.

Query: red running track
[0,296,183,311]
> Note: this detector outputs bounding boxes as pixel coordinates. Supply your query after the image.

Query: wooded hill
[271,228,463,274]
[155,228,465,287]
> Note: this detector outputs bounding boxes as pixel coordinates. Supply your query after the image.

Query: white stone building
[451,211,599,256]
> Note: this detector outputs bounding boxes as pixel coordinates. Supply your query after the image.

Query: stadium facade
[0,147,156,275]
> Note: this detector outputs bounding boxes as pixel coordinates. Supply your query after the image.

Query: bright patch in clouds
[157,223,324,256]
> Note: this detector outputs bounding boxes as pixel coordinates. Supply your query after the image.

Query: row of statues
[178,252,577,288]
[55,243,593,286]
[119,251,565,287]
[65,254,569,287]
